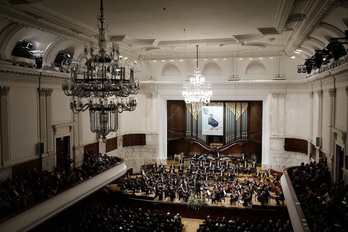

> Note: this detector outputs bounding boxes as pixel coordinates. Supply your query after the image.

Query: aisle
[182,218,203,232]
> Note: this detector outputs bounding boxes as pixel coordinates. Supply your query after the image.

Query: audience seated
[61,203,183,232]
[0,152,122,221]
[289,159,348,232]
[197,215,292,232]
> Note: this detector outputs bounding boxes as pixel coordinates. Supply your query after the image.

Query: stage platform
[107,188,289,221]
[108,183,285,209]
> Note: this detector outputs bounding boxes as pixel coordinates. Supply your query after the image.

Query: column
[271,92,279,136]
[0,86,10,167]
[328,88,336,179]
[271,92,286,136]
[343,86,348,183]
[38,88,47,154]
[345,87,348,169]
[308,91,313,161]
[316,90,323,161]
[277,92,286,136]
[45,89,53,154]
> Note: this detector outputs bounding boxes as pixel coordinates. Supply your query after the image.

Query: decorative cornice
[329,88,336,97]
[306,36,326,48]
[272,91,287,97]
[317,89,323,96]
[285,0,338,55]
[0,2,94,44]
[38,88,53,97]
[319,22,346,37]
[45,88,53,96]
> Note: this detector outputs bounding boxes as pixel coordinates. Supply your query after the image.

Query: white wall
[9,87,38,163]
[51,89,72,124]
[285,92,310,138]
[336,87,347,131]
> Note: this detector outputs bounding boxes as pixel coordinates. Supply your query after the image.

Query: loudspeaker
[315,137,321,147]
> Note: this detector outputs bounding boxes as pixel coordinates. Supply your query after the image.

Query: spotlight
[313,52,323,68]
[11,40,34,58]
[304,59,314,74]
[297,65,306,73]
[54,50,71,67]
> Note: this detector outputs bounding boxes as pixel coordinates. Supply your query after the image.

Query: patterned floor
[182,218,203,232]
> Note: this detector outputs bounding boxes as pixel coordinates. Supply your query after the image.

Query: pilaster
[0,86,10,168]
[45,89,53,153]
[316,90,323,161]
[328,88,336,180]
[344,87,348,182]
[271,91,286,136]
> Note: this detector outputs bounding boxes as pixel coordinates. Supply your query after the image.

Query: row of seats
[0,151,121,221]
[289,159,348,232]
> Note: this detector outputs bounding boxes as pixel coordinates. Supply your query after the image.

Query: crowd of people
[197,215,292,232]
[61,203,183,232]
[117,157,284,207]
[0,151,122,220]
[289,159,348,232]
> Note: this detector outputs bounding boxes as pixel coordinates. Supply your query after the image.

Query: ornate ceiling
[0,0,347,61]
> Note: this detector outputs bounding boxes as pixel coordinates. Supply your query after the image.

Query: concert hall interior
[0,0,348,231]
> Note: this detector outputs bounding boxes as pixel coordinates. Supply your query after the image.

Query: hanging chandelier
[62,0,140,142]
[182,45,212,112]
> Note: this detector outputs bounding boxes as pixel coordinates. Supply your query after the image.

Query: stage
[107,188,289,221]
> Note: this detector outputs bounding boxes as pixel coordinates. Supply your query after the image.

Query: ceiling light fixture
[182,45,212,112]
[62,0,140,142]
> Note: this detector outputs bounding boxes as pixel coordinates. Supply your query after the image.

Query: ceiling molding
[319,22,346,37]
[232,32,264,43]
[274,0,295,33]
[284,0,338,56]
[306,36,327,48]
[0,23,24,60]
[0,2,94,44]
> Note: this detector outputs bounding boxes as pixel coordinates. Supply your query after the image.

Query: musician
[230,190,239,205]
[195,181,202,198]
[241,187,252,207]
[250,161,257,174]
[170,164,175,174]
[159,163,165,173]
[235,162,240,174]
[275,189,285,205]
[243,160,249,174]
[152,163,158,173]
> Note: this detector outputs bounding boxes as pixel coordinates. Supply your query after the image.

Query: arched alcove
[245,60,266,74]
[202,62,222,75]
[161,63,181,76]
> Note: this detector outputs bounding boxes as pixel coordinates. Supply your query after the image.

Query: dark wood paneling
[12,158,42,176]
[106,137,118,152]
[249,101,262,143]
[167,100,263,162]
[284,138,308,154]
[168,139,262,163]
[123,134,146,147]
[167,101,186,140]
[84,142,99,153]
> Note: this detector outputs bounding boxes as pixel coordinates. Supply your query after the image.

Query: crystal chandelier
[182,45,212,112]
[62,0,140,142]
